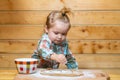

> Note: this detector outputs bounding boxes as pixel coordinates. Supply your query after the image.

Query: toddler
[32,7,78,69]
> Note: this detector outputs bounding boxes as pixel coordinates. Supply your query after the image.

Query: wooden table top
[0,69,120,80]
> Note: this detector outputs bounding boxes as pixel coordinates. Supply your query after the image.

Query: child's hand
[51,53,67,64]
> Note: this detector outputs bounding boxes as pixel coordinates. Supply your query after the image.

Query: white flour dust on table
[31,69,96,80]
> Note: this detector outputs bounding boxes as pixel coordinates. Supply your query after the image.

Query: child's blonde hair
[45,7,71,29]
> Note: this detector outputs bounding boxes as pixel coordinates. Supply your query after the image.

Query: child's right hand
[51,53,67,64]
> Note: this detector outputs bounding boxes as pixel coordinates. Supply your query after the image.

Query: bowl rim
[15,58,38,62]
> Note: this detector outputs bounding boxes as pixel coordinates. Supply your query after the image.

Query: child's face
[45,20,70,44]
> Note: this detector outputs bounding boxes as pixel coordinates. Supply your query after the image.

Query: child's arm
[37,40,55,60]
[65,52,78,69]
[50,53,67,64]
[31,50,41,59]
[37,39,67,64]
[62,41,78,69]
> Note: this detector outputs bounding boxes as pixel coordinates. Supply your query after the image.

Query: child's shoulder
[40,33,51,43]
[40,33,48,39]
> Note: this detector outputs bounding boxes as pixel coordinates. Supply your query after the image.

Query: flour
[83,71,96,78]
[32,71,80,80]
[14,69,109,80]
[30,69,96,80]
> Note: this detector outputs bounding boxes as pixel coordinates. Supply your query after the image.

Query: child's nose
[58,34,62,39]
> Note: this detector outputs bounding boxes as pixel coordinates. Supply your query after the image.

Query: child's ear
[44,25,48,33]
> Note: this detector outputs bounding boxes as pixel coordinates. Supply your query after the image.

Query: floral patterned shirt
[32,33,78,69]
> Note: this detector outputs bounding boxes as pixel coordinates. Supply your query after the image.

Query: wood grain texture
[69,40,120,54]
[0,25,44,39]
[0,11,120,25]
[0,25,120,39]
[0,40,37,54]
[0,69,120,80]
[0,0,120,10]
[0,70,17,80]
[0,54,120,68]
[0,0,119,72]
[0,40,120,54]
[0,54,30,68]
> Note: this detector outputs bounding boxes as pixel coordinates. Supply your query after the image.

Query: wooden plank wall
[0,0,120,69]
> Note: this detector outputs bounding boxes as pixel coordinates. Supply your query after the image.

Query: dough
[40,69,84,77]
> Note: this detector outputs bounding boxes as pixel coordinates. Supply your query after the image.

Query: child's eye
[62,33,65,35]
[62,33,67,35]
[54,32,58,35]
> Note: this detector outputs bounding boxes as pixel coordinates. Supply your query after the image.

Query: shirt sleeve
[65,43,78,69]
[37,39,54,60]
